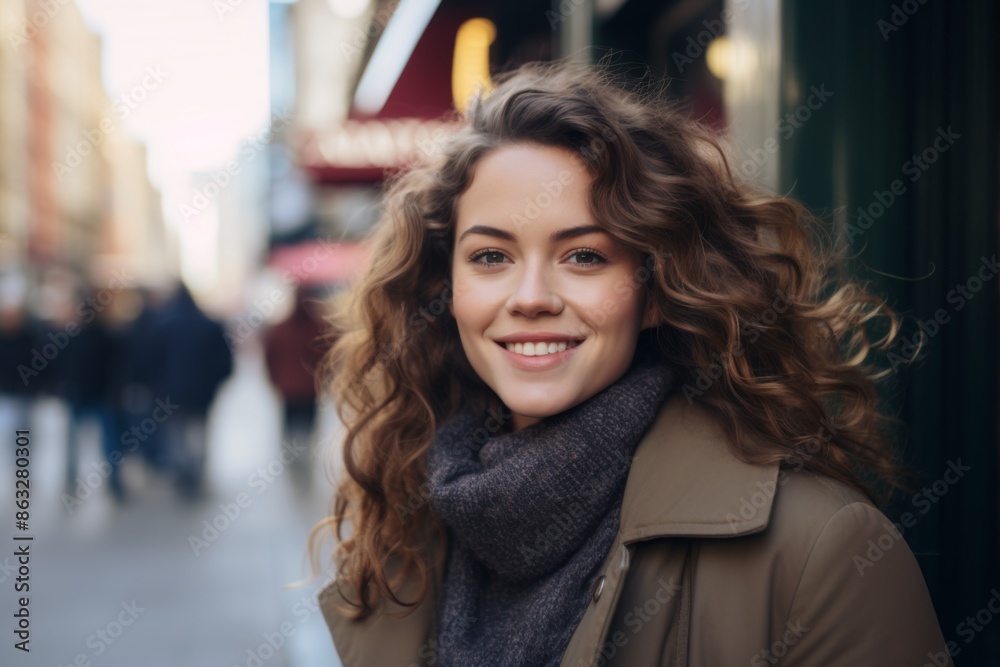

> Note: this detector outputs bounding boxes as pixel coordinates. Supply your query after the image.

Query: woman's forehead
[454,144,596,237]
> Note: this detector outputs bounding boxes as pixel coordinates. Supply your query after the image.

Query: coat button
[592,575,606,602]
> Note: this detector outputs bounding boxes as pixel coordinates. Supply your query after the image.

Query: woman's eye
[567,249,608,265]
[470,249,508,265]
[468,248,607,267]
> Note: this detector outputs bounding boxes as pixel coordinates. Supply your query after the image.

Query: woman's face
[450,143,655,432]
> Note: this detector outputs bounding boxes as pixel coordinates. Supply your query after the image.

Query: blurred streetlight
[453,18,495,113]
[706,35,759,81]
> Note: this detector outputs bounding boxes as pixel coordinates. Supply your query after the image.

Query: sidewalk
[0,345,343,667]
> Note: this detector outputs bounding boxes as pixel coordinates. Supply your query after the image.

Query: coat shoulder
[761,467,893,595]
[692,468,883,623]
[767,467,874,540]
[673,468,953,665]
[751,469,953,664]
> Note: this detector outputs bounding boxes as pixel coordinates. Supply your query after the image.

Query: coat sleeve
[780,501,954,666]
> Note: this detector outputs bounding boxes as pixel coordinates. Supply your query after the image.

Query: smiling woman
[308,59,953,666]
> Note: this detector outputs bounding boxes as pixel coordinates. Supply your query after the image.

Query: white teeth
[504,341,574,356]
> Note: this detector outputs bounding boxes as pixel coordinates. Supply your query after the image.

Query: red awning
[299,5,476,183]
[268,241,371,285]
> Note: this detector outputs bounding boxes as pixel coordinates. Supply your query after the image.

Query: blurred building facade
[0,0,31,267]
[102,131,169,286]
[1,0,166,301]
[25,0,106,269]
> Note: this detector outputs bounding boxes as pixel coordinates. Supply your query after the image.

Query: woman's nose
[505,262,563,316]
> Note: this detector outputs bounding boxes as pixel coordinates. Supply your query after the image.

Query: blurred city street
[0,342,342,667]
[0,0,994,664]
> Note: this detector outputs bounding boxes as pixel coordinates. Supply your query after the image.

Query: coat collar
[618,391,781,542]
[319,390,781,667]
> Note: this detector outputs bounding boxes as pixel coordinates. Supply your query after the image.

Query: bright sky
[75,0,272,186]
[74,0,274,299]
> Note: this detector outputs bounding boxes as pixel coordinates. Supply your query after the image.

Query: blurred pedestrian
[263,286,328,489]
[0,274,37,440]
[108,287,168,473]
[48,288,122,502]
[152,282,233,499]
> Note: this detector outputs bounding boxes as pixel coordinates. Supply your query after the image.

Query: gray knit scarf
[425,356,676,667]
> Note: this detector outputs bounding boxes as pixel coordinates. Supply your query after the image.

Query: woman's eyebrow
[456,224,605,244]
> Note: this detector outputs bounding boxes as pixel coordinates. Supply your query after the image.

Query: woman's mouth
[494,339,584,370]
[498,340,583,357]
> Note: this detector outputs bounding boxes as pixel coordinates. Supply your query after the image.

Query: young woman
[308,59,954,666]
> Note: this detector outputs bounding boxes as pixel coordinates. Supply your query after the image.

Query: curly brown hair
[306,57,919,620]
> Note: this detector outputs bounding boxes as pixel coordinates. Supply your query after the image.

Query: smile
[495,339,583,370]
[499,340,582,356]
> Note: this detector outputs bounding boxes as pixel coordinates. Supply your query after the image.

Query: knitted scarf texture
[425,357,676,667]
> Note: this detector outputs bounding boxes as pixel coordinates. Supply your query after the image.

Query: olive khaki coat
[319,392,954,666]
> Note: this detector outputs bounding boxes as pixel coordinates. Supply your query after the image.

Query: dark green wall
[780,1,998,662]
